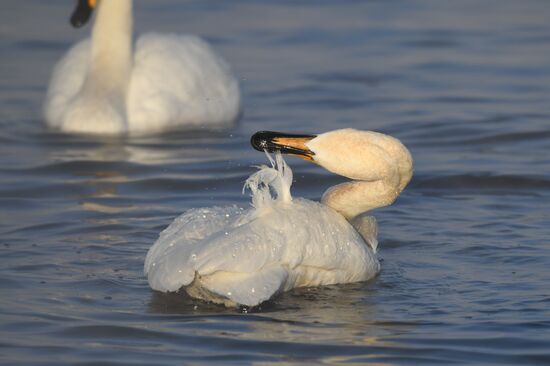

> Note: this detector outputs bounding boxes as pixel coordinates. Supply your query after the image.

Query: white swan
[44,0,240,135]
[145,128,413,307]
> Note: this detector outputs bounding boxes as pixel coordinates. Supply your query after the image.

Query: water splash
[243,152,293,210]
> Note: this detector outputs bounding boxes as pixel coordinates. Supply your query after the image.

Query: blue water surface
[1,0,550,364]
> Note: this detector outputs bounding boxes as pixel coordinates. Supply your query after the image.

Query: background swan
[145,128,413,307]
[44,0,240,135]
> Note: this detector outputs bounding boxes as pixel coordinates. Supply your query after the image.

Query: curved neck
[306,129,413,221]
[88,0,133,96]
[321,179,401,221]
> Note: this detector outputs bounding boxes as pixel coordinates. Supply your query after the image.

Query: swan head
[70,0,97,28]
[251,128,413,219]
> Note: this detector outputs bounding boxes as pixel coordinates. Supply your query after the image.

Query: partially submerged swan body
[145,129,413,307]
[145,154,380,307]
[44,0,240,135]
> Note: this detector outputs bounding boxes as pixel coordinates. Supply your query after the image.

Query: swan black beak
[251,131,316,161]
[70,0,97,28]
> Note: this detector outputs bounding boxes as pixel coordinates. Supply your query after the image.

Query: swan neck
[321,179,401,221]
[88,0,133,93]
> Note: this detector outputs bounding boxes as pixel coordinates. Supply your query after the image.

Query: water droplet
[227,291,232,296]
[191,253,197,261]
[178,269,182,273]
[251,288,255,293]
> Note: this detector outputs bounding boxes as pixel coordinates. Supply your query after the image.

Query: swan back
[127,34,241,133]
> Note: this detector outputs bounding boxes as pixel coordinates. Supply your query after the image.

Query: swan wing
[127,33,241,132]
[144,205,245,291]
[145,205,291,294]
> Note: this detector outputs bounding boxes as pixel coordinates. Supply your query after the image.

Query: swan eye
[70,0,96,28]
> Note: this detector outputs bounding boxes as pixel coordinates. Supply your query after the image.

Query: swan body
[145,129,413,307]
[44,0,240,135]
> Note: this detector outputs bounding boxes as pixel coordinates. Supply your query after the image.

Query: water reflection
[43,129,244,165]
[34,130,254,217]
[147,281,413,341]
[147,282,416,365]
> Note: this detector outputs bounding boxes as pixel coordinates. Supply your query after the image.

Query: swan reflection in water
[43,131,237,228]
[145,128,413,308]
[147,280,412,357]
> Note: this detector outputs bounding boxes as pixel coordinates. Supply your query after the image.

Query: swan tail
[187,266,289,308]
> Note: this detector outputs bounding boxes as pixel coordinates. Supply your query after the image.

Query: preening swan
[44,0,240,135]
[145,129,413,307]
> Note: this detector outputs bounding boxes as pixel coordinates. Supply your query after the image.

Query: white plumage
[44,0,240,135]
[145,129,413,307]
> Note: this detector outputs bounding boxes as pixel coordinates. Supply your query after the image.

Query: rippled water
[2,0,550,364]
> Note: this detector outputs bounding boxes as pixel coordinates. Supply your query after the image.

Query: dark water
[2,0,550,364]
